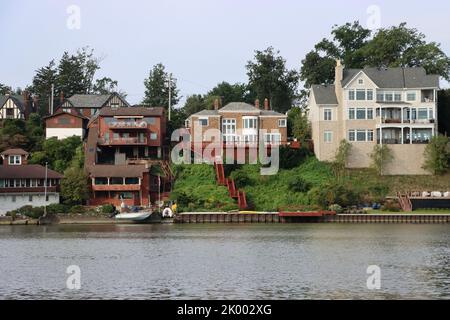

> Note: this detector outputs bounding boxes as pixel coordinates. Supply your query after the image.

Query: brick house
[0,148,63,215]
[185,99,288,159]
[85,106,171,207]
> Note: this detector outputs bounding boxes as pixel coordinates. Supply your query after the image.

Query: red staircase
[397,192,412,212]
[215,163,248,210]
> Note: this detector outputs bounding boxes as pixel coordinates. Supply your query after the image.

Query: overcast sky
[1,0,449,105]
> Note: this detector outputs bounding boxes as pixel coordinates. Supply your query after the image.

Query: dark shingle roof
[88,165,149,178]
[260,110,286,116]
[311,85,338,105]
[66,94,111,109]
[99,106,165,117]
[0,165,63,179]
[219,102,260,112]
[0,95,27,112]
[342,67,439,88]
[190,110,219,117]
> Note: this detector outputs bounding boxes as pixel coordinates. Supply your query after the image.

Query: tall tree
[206,81,254,106]
[0,83,12,95]
[183,94,208,116]
[92,77,127,97]
[301,22,450,88]
[142,63,179,108]
[30,60,58,116]
[246,47,299,113]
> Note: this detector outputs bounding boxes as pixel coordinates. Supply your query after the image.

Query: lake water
[0,224,449,299]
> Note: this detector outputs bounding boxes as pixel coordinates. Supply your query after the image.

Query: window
[125,178,139,185]
[184,120,190,127]
[349,90,355,100]
[46,195,49,202]
[111,103,119,110]
[356,89,366,100]
[385,93,393,102]
[356,130,367,141]
[8,155,21,165]
[358,79,364,85]
[243,118,257,129]
[407,92,416,101]
[356,108,366,120]
[348,130,356,142]
[58,118,70,125]
[0,179,4,188]
[429,108,434,119]
[367,130,374,142]
[324,131,332,143]
[348,108,355,120]
[91,108,97,116]
[150,133,158,140]
[63,108,71,113]
[94,177,108,185]
[198,118,208,126]
[367,108,374,120]
[29,195,33,202]
[377,93,384,102]
[110,177,124,185]
[120,192,133,199]
[394,93,402,102]
[278,119,287,127]
[367,90,373,101]
[324,109,332,121]
[418,108,428,120]
[264,133,281,145]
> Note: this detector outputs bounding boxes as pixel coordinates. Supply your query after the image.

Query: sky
[1,0,450,105]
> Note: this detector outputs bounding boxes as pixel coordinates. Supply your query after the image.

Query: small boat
[114,211,153,222]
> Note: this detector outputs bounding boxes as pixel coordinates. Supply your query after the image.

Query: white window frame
[8,155,21,165]
[407,92,416,102]
[348,108,355,120]
[323,109,332,121]
[358,79,364,85]
[278,119,287,127]
[198,118,209,126]
[264,133,281,145]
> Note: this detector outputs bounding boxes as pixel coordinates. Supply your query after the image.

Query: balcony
[91,184,141,191]
[377,128,433,144]
[108,120,148,130]
[98,137,148,145]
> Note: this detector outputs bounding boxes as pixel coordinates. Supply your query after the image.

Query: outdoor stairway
[215,163,248,210]
[397,192,413,212]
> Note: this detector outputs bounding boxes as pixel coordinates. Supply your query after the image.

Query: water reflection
[0,224,449,299]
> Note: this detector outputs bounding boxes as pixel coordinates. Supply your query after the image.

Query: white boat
[115,211,153,222]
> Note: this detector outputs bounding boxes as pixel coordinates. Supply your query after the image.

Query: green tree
[422,135,450,175]
[29,60,58,116]
[142,63,179,108]
[291,108,311,142]
[61,166,89,205]
[332,139,352,181]
[301,22,450,88]
[246,47,299,113]
[206,81,254,106]
[0,83,12,95]
[183,94,208,116]
[370,144,394,176]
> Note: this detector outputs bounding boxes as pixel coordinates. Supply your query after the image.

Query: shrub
[11,205,45,219]
[381,200,401,212]
[370,144,394,175]
[230,170,251,188]
[308,183,360,209]
[422,135,450,175]
[328,204,343,213]
[279,146,311,169]
[69,205,85,214]
[46,203,70,215]
[100,204,116,214]
[288,176,312,193]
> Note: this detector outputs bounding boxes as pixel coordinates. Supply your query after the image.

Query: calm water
[0,223,449,300]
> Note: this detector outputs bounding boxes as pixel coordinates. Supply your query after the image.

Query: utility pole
[50,84,54,114]
[168,73,172,121]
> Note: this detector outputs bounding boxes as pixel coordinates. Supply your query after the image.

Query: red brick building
[85,106,171,207]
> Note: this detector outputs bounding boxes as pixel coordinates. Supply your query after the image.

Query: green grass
[170,164,238,212]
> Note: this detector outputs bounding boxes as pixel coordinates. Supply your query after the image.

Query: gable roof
[342,67,439,88]
[189,102,286,118]
[64,93,130,109]
[311,85,338,105]
[99,106,165,117]
[219,102,260,112]
[0,94,27,113]
[44,109,88,120]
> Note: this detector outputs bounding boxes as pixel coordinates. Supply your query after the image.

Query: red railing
[214,162,248,210]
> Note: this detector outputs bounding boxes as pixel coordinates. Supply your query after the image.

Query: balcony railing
[99,137,148,145]
[380,118,435,124]
[109,121,148,129]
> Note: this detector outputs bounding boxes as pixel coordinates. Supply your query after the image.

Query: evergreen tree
[142,63,179,108]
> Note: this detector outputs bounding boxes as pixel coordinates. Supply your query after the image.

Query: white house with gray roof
[308,60,440,175]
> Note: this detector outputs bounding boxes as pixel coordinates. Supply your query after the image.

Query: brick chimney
[264,98,269,111]
[214,98,219,110]
[335,59,343,85]
[60,91,64,105]
[255,99,260,109]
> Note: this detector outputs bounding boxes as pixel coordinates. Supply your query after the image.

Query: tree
[30,60,58,116]
[246,47,299,113]
[422,135,450,175]
[0,83,12,95]
[206,81,254,106]
[290,108,311,142]
[61,166,89,205]
[370,144,394,176]
[300,22,450,88]
[438,89,450,135]
[332,139,352,180]
[142,63,179,108]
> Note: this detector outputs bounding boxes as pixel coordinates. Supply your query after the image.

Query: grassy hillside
[171,155,450,212]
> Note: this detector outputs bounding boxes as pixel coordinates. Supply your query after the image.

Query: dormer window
[8,155,21,165]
